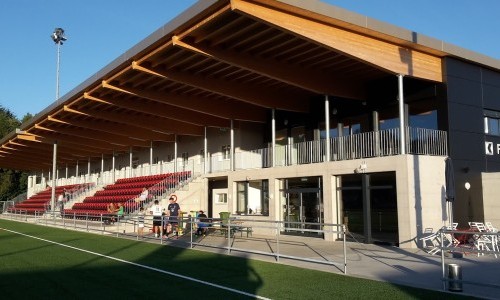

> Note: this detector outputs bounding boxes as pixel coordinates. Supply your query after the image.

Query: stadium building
[2,0,500,248]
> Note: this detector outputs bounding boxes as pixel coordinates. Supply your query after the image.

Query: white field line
[1,227,271,300]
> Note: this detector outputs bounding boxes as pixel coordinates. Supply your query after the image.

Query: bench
[207,223,252,237]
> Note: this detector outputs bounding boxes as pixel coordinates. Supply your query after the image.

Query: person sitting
[116,202,124,221]
[135,187,149,203]
[196,210,211,236]
[106,202,118,224]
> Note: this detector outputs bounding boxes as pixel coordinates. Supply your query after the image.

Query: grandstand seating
[7,183,92,214]
[62,171,191,219]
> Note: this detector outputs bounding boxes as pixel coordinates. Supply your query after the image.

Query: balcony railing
[234,127,447,169]
[30,127,447,192]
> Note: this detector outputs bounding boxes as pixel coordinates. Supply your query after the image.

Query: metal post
[174,135,178,173]
[230,119,234,171]
[112,151,115,183]
[129,147,133,178]
[100,154,104,184]
[150,141,153,175]
[272,109,276,167]
[227,217,231,254]
[325,95,330,162]
[397,74,406,154]
[276,220,280,263]
[55,42,61,100]
[343,224,347,274]
[204,126,208,174]
[50,141,57,214]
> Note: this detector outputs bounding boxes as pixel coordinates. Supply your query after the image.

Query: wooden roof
[0,0,446,171]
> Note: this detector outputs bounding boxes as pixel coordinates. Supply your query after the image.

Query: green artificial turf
[0,219,474,300]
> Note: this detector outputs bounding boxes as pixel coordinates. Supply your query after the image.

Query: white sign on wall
[484,141,500,155]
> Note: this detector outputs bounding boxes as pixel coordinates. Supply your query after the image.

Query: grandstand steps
[159,176,204,215]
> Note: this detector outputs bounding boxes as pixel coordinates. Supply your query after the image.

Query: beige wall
[481,172,500,226]
[215,155,447,248]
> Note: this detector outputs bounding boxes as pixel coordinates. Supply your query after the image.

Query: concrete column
[362,174,372,243]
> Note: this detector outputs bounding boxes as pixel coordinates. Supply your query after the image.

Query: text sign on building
[484,141,500,155]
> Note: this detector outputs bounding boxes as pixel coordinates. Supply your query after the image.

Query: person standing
[166,195,181,237]
[57,192,64,215]
[150,200,163,238]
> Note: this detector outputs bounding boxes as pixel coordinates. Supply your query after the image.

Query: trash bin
[447,263,462,292]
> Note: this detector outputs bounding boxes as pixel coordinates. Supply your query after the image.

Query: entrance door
[281,176,323,237]
[340,172,398,245]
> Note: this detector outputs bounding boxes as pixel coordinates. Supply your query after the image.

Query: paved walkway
[154,233,500,299]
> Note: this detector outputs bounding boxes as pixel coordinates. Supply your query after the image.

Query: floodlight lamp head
[51,27,67,44]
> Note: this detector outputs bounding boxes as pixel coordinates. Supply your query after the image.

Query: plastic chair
[419,229,441,255]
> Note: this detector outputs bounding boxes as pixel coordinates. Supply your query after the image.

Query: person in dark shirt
[196,210,210,236]
[166,195,181,237]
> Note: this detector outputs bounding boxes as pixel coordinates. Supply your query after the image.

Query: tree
[0,106,28,201]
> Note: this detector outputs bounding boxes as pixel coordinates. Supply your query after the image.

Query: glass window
[215,193,227,204]
[486,117,500,136]
[236,180,269,216]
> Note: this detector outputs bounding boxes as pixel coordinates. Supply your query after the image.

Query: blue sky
[1,0,499,120]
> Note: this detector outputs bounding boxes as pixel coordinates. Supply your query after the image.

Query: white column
[272,109,276,167]
[150,141,153,175]
[398,74,406,154]
[75,160,79,179]
[174,135,178,173]
[87,157,91,181]
[325,95,330,162]
[204,126,208,174]
[129,147,133,178]
[50,141,57,213]
[112,151,116,182]
[101,154,104,183]
[65,164,68,179]
[230,119,234,171]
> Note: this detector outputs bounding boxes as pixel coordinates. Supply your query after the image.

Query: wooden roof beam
[63,105,197,137]
[91,86,228,128]
[102,81,266,123]
[231,0,442,82]
[132,61,310,112]
[172,36,366,99]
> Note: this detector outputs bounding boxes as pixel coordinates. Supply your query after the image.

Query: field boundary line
[1,227,271,300]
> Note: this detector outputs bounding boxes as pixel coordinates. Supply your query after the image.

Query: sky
[1,0,499,120]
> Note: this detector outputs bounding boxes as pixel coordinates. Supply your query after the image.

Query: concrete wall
[481,172,500,226]
[211,154,447,248]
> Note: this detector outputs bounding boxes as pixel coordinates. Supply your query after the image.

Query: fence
[7,212,348,273]
[437,228,500,292]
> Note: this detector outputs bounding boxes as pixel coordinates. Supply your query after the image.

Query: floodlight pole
[50,28,66,216]
[55,41,61,100]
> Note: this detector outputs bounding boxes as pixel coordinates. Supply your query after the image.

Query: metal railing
[436,228,500,292]
[7,212,348,273]
[28,127,447,191]
[233,127,447,169]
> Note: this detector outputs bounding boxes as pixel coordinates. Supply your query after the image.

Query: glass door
[283,189,322,236]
